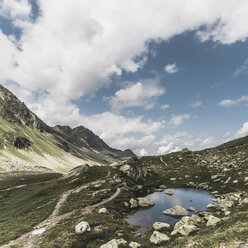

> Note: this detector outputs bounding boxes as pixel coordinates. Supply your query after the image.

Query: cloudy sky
[0,0,248,155]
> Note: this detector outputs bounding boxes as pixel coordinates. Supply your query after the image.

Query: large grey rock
[171,224,198,236]
[100,239,127,248]
[129,241,141,248]
[75,221,91,234]
[153,222,170,230]
[150,231,170,244]
[130,198,138,209]
[137,197,154,207]
[98,208,109,214]
[206,215,221,226]
[163,205,188,217]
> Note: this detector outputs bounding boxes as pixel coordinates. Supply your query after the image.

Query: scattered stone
[129,241,141,248]
[240,197,248,205]
[100,238,127,248]
[188,207,196,212]
[165,190,174,196]
[159,185,167,189]
[233,180,238,184]
[98,208,109,214]
[206,215,221,226]
[124,202,129,208]
[137,197,154,207]
[152,222,170,230]
[75,221,91,234]
[150,231,170,244]
[163,205,188,217]
[170,178,176,181]
[244,177,248,183]
[171,224,198,236]
[224,211,231,216]
[130,198,138,209]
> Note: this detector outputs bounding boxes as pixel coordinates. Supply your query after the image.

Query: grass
[0,135,248,247]
[0,166,108,245]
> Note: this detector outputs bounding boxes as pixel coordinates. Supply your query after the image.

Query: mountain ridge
[0,84,135,172]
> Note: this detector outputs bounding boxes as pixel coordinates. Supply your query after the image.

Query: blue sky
[0,0,248,155]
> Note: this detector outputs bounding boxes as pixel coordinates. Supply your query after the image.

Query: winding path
[160,157,167,166]
[1,169,121,248]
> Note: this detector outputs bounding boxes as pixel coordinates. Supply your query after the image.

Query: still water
[125,188,213,234]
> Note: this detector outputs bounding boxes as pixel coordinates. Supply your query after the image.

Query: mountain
[0,84,135,172]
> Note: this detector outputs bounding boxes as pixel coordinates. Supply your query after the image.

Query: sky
[0,0,248,156]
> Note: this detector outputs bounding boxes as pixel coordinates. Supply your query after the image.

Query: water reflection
[125,188,213,234]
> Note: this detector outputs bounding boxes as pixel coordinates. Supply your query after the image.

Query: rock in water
[137,197,155,207]
[165,190,174,196]
[188,207,196,212]
[163,205,188,217]
[75,221,91,234]
[100,238,127,248]
[150,231,170,244]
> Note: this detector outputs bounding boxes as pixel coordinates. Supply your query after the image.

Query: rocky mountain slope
[0,84,135,172]
[0,132,247,248]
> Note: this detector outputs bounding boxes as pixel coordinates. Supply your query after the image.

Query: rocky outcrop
[137,197,154,207]
[150,231,170,244]
[163,205,188,217]
[13,136,31,149]
[64,164,89,178]
[153,222,170,230]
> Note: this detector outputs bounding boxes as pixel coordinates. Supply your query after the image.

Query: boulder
[188,207,196,212]
[150,231,170,244]
[152,222,170,230]
[98,208,109,214]
[137,197,154,207]
[244,177,248,183]
[100,238,127,248]
[206,215,221,226]
[163,205,188,217]
[130,198,138,209]
[171,224,198,236]
[165,190,174,196]
[129,241,141,248]
[75,221,91,234]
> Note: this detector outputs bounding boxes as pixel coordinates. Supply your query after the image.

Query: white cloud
[160,104,170,110]
[164,63,178,74]
[0,0,247,128]
[168,114,190,127]
[218,95,248,107]
[236,122,248,137]
[109,79,165,112]
[156,132,219,155]
[191,101,202,108]
[234,59,248,77]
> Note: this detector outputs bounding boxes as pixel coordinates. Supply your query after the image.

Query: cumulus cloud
[1,0,248,155]
[168,114,190,127]
[164,63,178,74]
[236,122,248,137]
[156,132,219,155]
[160,104,170,110]
[191,101,202,108]
[218,95,248,107]
[109,79,165,112]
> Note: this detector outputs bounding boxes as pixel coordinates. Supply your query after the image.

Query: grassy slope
[0,136,247,248]
[0,118,116,172]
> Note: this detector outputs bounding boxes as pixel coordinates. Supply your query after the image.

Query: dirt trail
[1,169,121,248]
[160,157,167,166]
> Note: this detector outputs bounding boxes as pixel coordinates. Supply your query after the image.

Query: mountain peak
[0,84,50,132]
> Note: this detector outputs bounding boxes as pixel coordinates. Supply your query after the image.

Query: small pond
[125,188,214,234]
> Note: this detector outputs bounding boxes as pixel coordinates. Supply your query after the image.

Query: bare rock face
[14,136,31,149]
[163,205,188,217]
